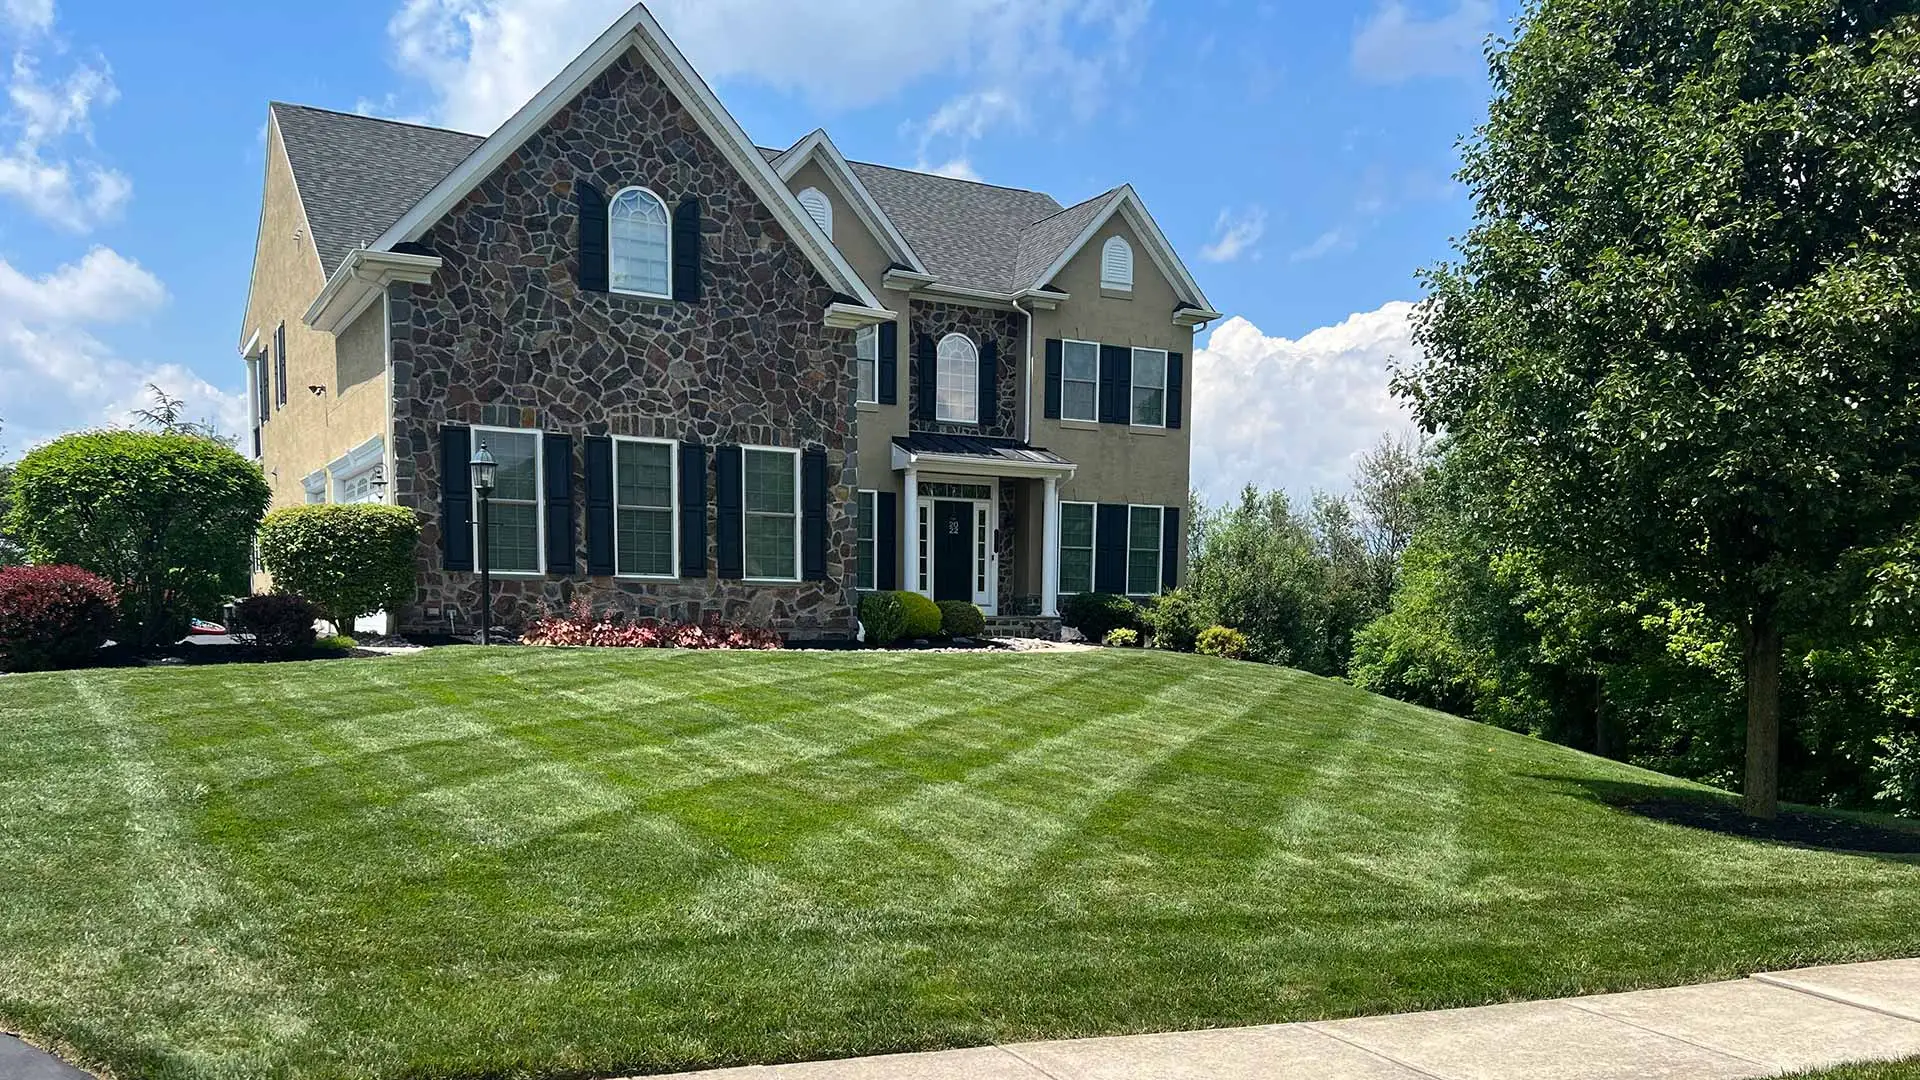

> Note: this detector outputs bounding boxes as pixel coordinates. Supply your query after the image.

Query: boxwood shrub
[0,565,118,672]
[899,591,943,640]
[937,600,986,639]
[1197,625,1250,660]
[258,504,419,629]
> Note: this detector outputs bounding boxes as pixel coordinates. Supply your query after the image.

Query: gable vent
[798,187,832,237]
[1101,236,1134,290]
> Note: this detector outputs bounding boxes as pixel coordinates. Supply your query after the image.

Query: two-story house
[238,2,1219,641]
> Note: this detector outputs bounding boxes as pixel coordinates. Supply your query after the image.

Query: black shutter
[1161,506,1180,591]
[715,445,744,580]
[877,491,898,591]
[672,196,703,302]
[544,434,575,575]
[979,339,998,429]
[1166,352,1184,430]
[585,436,615,575]
[680,442,707,578]
[274,323,288,408]
[802,447,828,581]
[914,335,938,422]
[440,425,474,572]
[877,322,899,406]
[1043,338,1063,419]
[1099,344,1130,425]
[577,182,609,293]
[1095,503,1128,595]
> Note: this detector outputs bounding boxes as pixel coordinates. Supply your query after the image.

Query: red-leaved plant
[0,564,119,672]
[520,596,780,651]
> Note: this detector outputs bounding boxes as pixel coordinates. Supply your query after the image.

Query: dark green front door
[933,500,972,603]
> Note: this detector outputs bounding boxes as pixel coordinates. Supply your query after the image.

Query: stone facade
[907,300,1023,440]
[387,48,860,638]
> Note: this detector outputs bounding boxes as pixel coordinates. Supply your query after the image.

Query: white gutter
[824,302,898,329]
[304,248,443,334]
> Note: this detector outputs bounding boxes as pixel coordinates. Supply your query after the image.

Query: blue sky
[0,0,1514,498]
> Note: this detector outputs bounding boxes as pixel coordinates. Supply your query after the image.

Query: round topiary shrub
[1061,592,1140,643]
[232,594,320,653]
[899,591,943,640]
[1103,627,1141,648]
[7,431,269,647]
[1197,625,1250,660]
[937,600,986,639]
[0,565,118,672]
[1142,588,1202,652]
[258,504,420,629]
[859,591,909,647]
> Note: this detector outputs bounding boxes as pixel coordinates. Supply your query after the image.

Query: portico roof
[891,433,1076,479]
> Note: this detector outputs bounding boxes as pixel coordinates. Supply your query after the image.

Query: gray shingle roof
[272,103,484,277]
[847,162,1063,293]
[1014,188,1121,292]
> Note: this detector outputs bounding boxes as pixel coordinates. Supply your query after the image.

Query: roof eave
[304,248,443,334]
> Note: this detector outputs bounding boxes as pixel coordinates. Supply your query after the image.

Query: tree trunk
[1589,673,1622,760]
[1743,596,1783,820]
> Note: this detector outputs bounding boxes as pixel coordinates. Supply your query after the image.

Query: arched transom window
[797,187,832,237]
[610,186,671,298]
[1101,235,1134,291]
[936,333,979,424]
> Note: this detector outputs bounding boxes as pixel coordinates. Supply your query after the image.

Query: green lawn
[1793,1061,1920,1079]
[4,648,1919,1080]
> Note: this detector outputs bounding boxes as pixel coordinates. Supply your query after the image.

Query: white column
[903,466,920,595]
[1041,475,1061,617]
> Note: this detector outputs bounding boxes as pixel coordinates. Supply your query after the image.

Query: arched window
[797,187,832,237]
[936,333,979,424]
[609,186,671,298]
[1101,235,1134,291]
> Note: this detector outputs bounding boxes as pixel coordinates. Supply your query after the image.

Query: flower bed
[520,600,780,651]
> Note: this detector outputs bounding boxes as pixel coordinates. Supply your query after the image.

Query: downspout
[1013,296,1034,444]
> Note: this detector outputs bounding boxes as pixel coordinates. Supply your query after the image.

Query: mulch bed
[1623,796,1920,854]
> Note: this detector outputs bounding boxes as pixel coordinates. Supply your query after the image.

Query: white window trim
[741,443,802,584]
[1130,347,1169,429]
[854,324,879,405]
[612,435,680,581]
[328,437,386,505]
[302,470,328,504]
[471,424,546,578]
[1061,338,1100,423]
[1101,235,1134,292]
[609,185,673,301]
[1057,500,1097,597]
[936,332,979,425]
[855,488,878,592]
[1127,503,1166,598]
[797,186,832,238]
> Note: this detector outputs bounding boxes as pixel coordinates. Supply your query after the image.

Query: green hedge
[859,592,908,647]
[258,504,420,627]
[900,592,943,639]
[7,431,269,647]
[938,600,986,638]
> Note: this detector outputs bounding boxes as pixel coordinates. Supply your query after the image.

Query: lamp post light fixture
[469,443,496,645]
[368,464,388,503]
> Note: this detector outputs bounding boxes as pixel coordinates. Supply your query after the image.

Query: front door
[932,500,973,602]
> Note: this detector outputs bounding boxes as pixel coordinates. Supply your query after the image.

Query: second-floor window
[610,187,671,298]
[855,325,878,404]
[1131,347,1168,427]
[936,333,979,424]
[1063,339,1098,421]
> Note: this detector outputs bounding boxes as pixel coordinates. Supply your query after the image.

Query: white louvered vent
[798,187,832,237]
[1101,235,1134,290]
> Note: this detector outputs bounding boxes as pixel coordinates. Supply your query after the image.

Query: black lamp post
[469,442,496,645]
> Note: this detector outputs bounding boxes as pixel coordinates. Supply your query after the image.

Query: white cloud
[1289,227,1354,263]
[0,249,243,454]
[1200,206,1266,263]
[1351,0,1494,84]
[1,0,51,35]
[0,19,130,229]
[1192,302,1424,503]
[920,158,981,182]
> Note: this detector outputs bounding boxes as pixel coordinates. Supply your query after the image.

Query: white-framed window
[937,333,979,424]
[302,471,328,504]
[856,489,878,591]
[1062,339,1099,422]
[473,426,544,576]
[1128,504,1164,597]
[1059,501,1095,595]
[855,325,879,404]
[329,437,386,505]
[1131,347,1168,428]
[797,186,832,237]
[743,445,800,582]
[615,437,678,578]
[609,186,672,298]
[1101,236,1134,291]
[338,471,376,504]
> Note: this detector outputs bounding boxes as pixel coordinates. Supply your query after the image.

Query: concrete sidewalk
[641,959,1920,1080]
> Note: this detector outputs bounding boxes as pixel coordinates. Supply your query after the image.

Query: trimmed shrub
[316,634,358,651]
[1104,627,1141,648]
[859,591,909,647]
[0,565,118,672]
[232,594,320,653]
[1197,625,1250,660]
[1143,589,1202,653]
[1061,592,1140,642]
[520,598,780,650]
[8,431,269,647]
[899,591,943,640]
[258,504,419,627]
[938,600,986,639]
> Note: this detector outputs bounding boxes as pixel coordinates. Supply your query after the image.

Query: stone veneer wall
[386,49,859,638]
[908,301,1023,440]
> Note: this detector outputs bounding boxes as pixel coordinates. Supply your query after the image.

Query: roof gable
[773,129,926,275]
[1024,186,1214,312]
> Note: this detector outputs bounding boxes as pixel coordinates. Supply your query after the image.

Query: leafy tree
[1401,0,1920,817]
[0,461,18,568]
[8,431,270,647]
[1352,432,1428,606]
[131,383,236,448]
[257,504,420,629]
